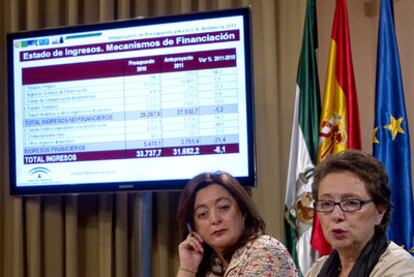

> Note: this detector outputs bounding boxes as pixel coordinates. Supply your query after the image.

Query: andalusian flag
[373,0,414,254]
[311,0,361,255]
[284,0,320,274]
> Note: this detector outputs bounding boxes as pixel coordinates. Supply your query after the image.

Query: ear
[375,205,387,225]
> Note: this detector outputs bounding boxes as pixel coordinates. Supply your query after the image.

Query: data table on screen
[21,48,241,164]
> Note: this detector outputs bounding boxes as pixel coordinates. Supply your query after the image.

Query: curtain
[0,0,314,277]
[5,0,414,276]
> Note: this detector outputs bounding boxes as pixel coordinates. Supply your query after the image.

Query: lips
[331,228,347,239]
[212,229,226,236]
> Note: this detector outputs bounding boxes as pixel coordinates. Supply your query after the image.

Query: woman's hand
[177,232,204,275]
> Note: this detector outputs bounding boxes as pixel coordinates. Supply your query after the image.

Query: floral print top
[220,235,299,277]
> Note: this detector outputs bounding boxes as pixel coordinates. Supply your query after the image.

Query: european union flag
[373,0,414,254]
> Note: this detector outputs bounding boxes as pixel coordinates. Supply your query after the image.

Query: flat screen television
[7,7,255,195]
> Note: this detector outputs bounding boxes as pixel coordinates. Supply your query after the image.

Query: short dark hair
[176,171,265,276]
[312,149,391,232]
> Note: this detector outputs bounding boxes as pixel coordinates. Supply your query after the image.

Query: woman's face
[317,171,386,255]
[193,184,245,255]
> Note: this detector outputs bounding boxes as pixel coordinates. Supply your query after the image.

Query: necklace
[211,257,224,275]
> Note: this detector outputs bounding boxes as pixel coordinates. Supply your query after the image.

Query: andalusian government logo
[28,166,51,179]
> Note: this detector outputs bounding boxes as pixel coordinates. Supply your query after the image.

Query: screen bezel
[7,7,256,195]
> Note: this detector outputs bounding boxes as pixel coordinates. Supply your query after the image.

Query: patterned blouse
[208,235,299,277]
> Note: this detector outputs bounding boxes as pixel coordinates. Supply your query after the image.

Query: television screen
[7,7,255,195]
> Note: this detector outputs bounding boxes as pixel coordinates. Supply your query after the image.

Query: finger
[181,237,204,254]
[187,237,204,254]
[189,231,204,243]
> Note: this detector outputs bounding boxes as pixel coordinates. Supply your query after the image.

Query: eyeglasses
[314,199,374,213]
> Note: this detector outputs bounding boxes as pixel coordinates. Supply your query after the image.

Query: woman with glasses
[306,150,414,277]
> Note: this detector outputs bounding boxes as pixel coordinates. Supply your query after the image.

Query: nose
[210,209,222,225]
[330,204,345,223]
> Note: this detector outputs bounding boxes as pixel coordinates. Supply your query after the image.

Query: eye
[319,200,332,209]
[218,204,230,211]
[196,210,208,219]
[342,199,360,208]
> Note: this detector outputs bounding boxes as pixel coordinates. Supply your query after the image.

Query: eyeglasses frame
[314,199,374,213]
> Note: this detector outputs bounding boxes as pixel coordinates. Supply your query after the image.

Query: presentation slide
[8,10,254,192]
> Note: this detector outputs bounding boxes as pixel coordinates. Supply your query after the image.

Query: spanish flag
[311,0,361,255]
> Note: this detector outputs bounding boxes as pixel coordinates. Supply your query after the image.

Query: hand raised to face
[178,230,204,275]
